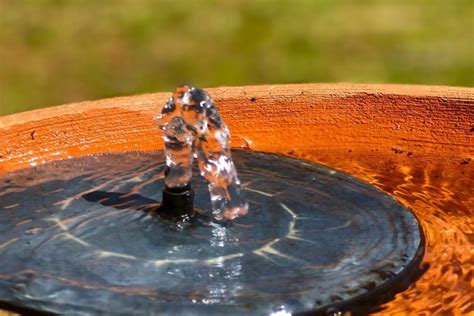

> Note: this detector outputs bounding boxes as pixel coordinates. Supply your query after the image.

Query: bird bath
[0,84,472,315]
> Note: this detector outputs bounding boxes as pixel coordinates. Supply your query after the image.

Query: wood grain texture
[0,84,472,175]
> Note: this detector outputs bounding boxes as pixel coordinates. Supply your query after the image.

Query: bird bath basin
[0,84,472,315]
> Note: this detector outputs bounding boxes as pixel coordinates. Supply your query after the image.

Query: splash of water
[157,85,248,220]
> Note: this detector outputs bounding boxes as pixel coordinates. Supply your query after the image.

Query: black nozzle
[158,184,194,219]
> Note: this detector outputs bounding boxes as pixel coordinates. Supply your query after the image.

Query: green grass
[1,0,473,115]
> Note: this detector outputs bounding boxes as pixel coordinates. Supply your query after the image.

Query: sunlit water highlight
[299,150,473,315]
[0,150,427,315]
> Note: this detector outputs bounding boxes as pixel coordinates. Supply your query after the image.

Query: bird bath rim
[0,83,472,174]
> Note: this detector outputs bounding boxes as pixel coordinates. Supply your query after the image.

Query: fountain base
[159,185,195,220]
[0,150,424,315]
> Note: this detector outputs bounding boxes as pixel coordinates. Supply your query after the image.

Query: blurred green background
[1,0,473,115]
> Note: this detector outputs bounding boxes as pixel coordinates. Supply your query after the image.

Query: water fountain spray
[157,85,248,220]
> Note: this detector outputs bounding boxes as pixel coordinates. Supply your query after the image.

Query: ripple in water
[300,150,473,315]
[0,150,427,315]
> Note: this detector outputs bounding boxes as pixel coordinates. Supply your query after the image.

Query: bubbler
[157,85,248,221]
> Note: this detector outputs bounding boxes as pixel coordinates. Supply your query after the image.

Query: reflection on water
[303,150,473,315]
[0,150,426,315]
[0,149,471,314]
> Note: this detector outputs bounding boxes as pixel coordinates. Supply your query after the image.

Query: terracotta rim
[1,83,472,174]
